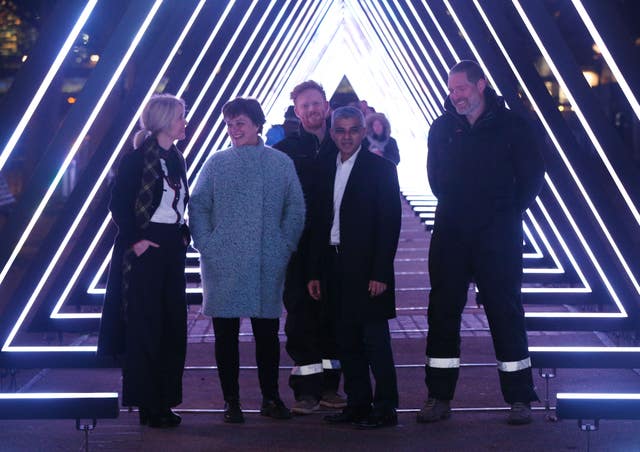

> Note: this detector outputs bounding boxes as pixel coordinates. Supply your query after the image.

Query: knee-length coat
[189,140,305,318]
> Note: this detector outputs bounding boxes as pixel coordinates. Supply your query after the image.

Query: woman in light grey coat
[189,97,305,424]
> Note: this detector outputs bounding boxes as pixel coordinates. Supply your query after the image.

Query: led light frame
[468,1,627,313]
[0,0,164,291]
[0,0,98,172]
[510,0,640,296]
[2,0,203,352]
[5,1,636,361]
[571,0,640,122]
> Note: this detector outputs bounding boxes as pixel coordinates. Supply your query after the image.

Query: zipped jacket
[427,87,545,233]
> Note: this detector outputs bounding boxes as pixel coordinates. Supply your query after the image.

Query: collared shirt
[330,148,360,244]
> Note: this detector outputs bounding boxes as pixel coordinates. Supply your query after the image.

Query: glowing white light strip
[527,312,624,318]
[400,0,451,75]
[87,247,112,294]
[571,0,640,121]
[45,0,208,318]
[530,346,640,352]
[525,208,564,271]
[394,0,583,287]
[343,2,421,120]
[358,0,440,118]
[242,2,324,125]
[0,392,118,399]
[90,1,288,294]
[525,191,591,294]
[6,346,96,352]
[473,1,631,311]
[259,1,329,114]
[363,0,441,114]
[2,0,207,352]
[188,1,319,182]
[51,215,112,318]
[441,0,501,95]
[155,0,430,295]
[176,0,237,99]
[408,193,564,272]
[0,0,164,291]
[557,393,640,400]
[420,0,460,62]
[228,0,317,113]
[385,0,447,100]
[181,1,260,156]
[536,176,626,310]
[246,0,320,114]
[445,3,614,299]
[0,0,98,171]
[342,1,434,124]
[91,0,305,299]
[512,0,640,229]
[339,3,434,181]
[522,222,544,259]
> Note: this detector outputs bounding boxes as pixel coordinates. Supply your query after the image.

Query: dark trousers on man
[425,218,538,404]
[326,246,398,415]
[212,317,281,402]
[284,253,340,401]
[123,223,187,412]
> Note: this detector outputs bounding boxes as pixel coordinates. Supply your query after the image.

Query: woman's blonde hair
[133,94,186,148]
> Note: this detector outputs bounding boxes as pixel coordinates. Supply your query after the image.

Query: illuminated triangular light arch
[1,0,631,357]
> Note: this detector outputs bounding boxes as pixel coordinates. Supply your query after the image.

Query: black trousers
[425,218,538,404]
[122,223,187,411]
[326,247,398,413]
[212,317,281,402]
[284,252,340,401]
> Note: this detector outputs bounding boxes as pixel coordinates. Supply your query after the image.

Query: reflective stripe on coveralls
[497,357,531,372]
[291,363,323,376]
[322,359,341,370]
[426,357,460,368]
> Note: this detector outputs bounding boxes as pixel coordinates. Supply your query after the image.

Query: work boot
[260,398,292,420]
[507,402,532,425]
[291,397,320,415]
[416,398,451,423]
[320,391,347,409]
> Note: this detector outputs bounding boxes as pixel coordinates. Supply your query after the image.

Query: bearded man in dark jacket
[272,81,344,414]
[418,60,544,426]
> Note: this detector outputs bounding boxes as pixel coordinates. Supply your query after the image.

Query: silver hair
[331,106,365,128]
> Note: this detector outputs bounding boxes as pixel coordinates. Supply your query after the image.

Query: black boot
[223,400,245,424]
[260,398,292,420]
[147,408,181,428]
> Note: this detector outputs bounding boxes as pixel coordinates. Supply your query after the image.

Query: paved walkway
[0,199,638,451]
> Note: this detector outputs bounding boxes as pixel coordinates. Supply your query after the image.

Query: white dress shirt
[330,148,360,244]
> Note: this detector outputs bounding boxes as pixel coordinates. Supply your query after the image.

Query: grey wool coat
[189,139,305,318]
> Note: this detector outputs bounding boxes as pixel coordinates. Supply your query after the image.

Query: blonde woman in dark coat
[98,94,190,428]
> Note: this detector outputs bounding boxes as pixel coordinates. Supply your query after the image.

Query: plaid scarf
[122,137,167,314]
[134,138,165,229]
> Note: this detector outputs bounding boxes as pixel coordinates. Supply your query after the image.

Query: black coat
[273,123,338,302]
[427,87,545,234]
[97,139,189,356]
[273,122,337,223]
[308,144,401,321]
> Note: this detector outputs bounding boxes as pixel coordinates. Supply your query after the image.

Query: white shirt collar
[336,146,361,167]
